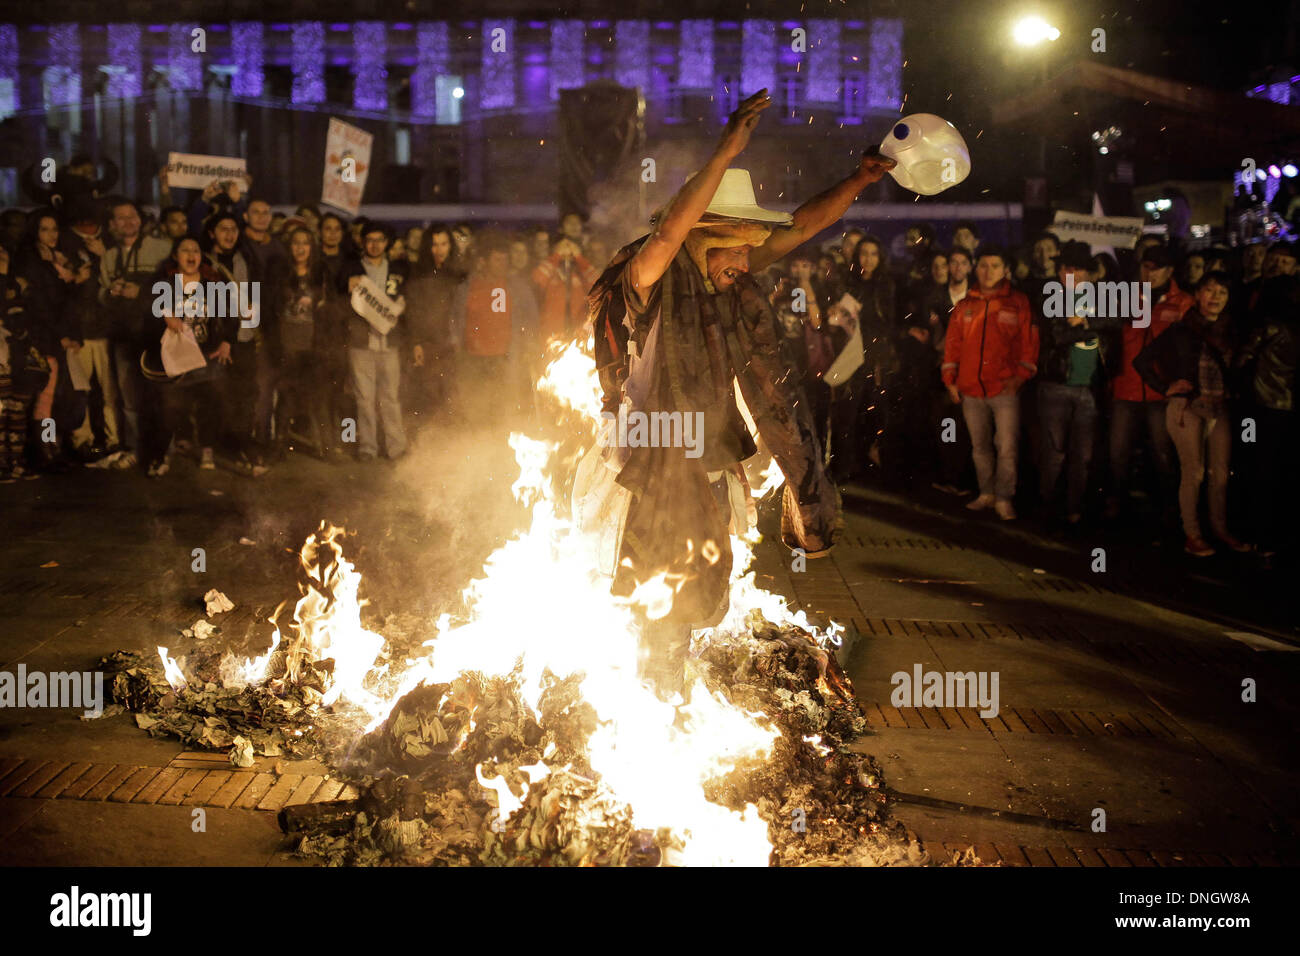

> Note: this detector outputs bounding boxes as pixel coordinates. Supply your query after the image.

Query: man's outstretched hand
[857,147,897,185]
[719,90,772,160]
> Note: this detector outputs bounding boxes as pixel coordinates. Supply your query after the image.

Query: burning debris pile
[285,615,918,867]
[101,340,928,867]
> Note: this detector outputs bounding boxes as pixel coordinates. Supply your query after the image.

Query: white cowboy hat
[699,169,793,226]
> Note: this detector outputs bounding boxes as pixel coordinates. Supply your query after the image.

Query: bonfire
[102,339,922,867]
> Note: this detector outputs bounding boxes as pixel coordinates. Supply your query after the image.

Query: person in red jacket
[942,245,1039,520]
[1105,243,1193,521]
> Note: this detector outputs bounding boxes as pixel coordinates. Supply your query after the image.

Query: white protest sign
[1051,211,1145,251]
[66,348,91,391]
[166,153,248,191]
[350,275,402,337]
[322,118,373,216]
[823,324,864,387]
[160,327,208,378]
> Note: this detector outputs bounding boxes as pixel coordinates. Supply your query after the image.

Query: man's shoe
[965,494,996,512]
[200,448,216,470]
[1184,536,1216,557]
[994,499,1017,521]
[111,451,137,471]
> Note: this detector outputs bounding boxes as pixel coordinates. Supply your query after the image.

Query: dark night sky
[897,0,1295,131]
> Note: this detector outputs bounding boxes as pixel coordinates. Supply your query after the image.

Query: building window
[394,127,411,165]
[841,71,865,123]
[719,73,740,119]
[778,73,801,123]
[665,74,684,121]
[436,75,463,125]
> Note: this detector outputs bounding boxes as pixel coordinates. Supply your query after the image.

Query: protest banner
[321,118,373,216]
[165,153,248,191]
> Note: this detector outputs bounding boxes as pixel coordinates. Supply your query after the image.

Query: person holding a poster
[341,223,408,461]
[141,236,234,478]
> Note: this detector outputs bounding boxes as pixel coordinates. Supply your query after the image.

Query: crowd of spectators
[0,165,604,482]
[766,223,1298,560]
[2,163,1295,563]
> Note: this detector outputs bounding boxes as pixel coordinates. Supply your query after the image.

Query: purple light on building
[47,23,82,106]
[741,20,776,98]
[231,22,264,98]
[166,23,202,92]
[679,20,713,90]
[806,18,841,104]
[353,22,388,111]
[551,20,584,100]
[413,21,449,118]
[615,20,650,92]
[106,24,142,99]
[291,22,326,105]
[481,19,515,109]
[866,18,903,110]
[0,24,17,114]
[1268,81,1291,106]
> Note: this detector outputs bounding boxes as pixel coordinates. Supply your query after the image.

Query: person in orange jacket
[1105,243,1193,520]
[531,236,597,343]
[941,245,1039,520]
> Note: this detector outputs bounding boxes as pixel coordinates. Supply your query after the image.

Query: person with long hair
[1133,271,1251,556]
[404,223,464,424]
[14,208,75,470]
[838,234,896,476]
[203,209,268,472]
[141,235,234,476]
[268,226,330,459]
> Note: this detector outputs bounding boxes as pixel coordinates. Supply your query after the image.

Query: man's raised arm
[626,90,772,301]
[750,151,897,273]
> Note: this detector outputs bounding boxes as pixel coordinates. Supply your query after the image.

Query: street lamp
[1012,16,1060,45]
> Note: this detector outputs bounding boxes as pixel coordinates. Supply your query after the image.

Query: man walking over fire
[586,89,896,698]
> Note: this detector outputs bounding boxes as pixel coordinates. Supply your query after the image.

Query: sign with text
[350,275,401,337]
[1051,211,1145,251]
[166,152,248,191]
[321,118,373,216]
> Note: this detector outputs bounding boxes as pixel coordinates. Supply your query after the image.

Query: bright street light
[1013,16,1061,45]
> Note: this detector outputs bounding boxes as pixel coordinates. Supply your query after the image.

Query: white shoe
[965,494,995,511]
[200,448,216,470]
